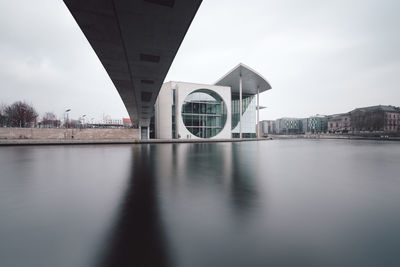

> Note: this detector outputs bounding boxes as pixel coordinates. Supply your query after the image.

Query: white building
[153,63,272,139]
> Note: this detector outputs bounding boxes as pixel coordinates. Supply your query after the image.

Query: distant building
[327,113,351,133]
[276,118,302,134]
[122,118,132,127]
[350,105,400,133]
[259,120,276,136]
[38,119,61,128]
[103,119,122,125]
[261,105,399,136]
[88,117,128,128]
[304,115,328,134]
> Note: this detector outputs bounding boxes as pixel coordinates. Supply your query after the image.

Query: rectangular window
[184,102,192,113]
[183,115,193,126]
[193,103,199,114]
[200,104,206,114]
[193,115,200,126]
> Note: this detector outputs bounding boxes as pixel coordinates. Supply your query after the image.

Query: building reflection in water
[229,143,260,221]
[99,142,261,267]
[2,142,399,267]
[153,142,260,216]
[100,143,257,266]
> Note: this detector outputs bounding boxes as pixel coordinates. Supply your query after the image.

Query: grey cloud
[1,0,399,121]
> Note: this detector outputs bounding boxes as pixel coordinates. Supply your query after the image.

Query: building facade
[276,118,303,134]
[259,120,276,136]
[350,105,400,133]
[122,118,132,127]
[155,82,232,139]
[231,94,257,138]
[263,105,399,136]
[327,113,351,133]
[153,64,271,139]
[305,116,328,133]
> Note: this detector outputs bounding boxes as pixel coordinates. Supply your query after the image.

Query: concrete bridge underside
[63,0,202,129]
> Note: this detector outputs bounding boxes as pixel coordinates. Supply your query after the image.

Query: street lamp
[65,109,71,128]
[81,114,86,128]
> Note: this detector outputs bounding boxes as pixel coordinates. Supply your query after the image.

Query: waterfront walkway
[0,138,266,146]
[2,135,398,146]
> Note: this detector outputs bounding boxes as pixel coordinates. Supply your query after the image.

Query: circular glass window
[181,89,227,138]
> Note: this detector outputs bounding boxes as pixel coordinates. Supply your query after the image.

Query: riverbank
[0,138,266,146]
[0,127,140,140]
[269,134,400,141]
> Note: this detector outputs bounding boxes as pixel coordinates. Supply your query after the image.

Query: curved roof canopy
[63,0,202,127]
[215,63,272,95]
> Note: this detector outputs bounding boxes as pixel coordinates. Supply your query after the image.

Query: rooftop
[351,105,400,113]
[215,63,272,95]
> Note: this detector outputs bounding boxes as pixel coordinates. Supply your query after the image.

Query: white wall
[155,81,232,139]
[175,81,231,139]
[155,82,173,139]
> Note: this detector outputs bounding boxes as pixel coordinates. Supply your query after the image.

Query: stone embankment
[0,128,268,146]
[0,127,139,140]
[269,134,400,141]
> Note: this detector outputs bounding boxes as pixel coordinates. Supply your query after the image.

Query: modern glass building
[181,90,228,138]
[231,95,257,138]
[154,64,271,139]
[305,116,328,133]
[276,118,303,134]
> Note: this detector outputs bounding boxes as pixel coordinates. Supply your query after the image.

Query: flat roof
[214,63,272,95]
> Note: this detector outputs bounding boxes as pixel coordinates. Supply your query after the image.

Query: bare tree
[5,101,38,128]
[43,112,57,121]
[41,112,61,128]
[0,103,9,127]
[351,109,384,132]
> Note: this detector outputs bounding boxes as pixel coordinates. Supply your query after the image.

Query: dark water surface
[1,140,400,267]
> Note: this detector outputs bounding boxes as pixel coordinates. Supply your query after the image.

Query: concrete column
[257,86,260,138]
[239,73,242,139]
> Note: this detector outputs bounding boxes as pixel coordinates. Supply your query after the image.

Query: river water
[1,140,400,267]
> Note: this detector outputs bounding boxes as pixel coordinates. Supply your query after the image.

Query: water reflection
[99,143,263,267]
[229,143,259,219]
[100,145,171,267]
[1,140,400,267]
[154,143,260,217]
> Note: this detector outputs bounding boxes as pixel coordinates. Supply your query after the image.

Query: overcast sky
[1,0,399,121]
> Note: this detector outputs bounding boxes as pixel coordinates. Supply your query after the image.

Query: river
[1,139,400,267]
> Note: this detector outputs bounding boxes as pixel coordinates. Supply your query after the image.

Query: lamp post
[257,86,259,138]
[239,73,242,139]
[65,109,71,128]
[81,114,86,128]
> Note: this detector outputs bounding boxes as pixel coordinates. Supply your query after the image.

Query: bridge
[63,0,203,137]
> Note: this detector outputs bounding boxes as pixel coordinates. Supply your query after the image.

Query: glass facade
[172,89,176,138]
[181,89,227,138]
[306,117,328,133]
[231,94,257,138]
